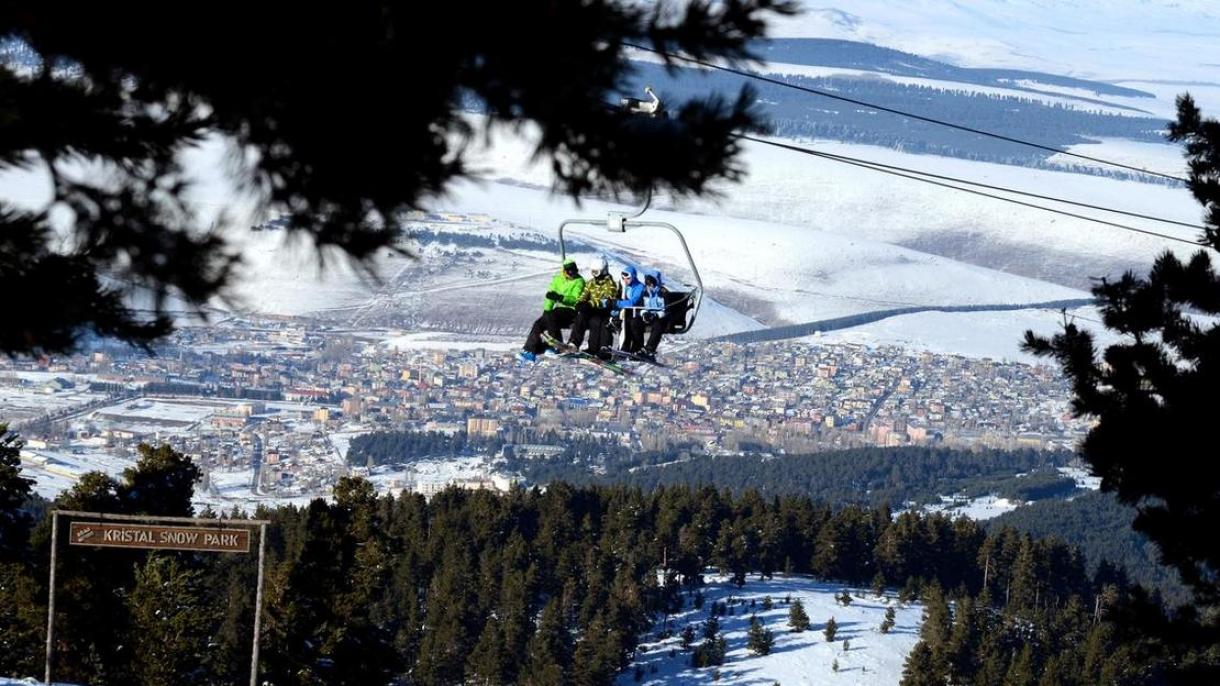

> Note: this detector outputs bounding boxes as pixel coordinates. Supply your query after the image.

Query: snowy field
[921,494,1023,521]
[364,456,503,493]
[812,305,1120,364]
[192,489,318,514]
[622,575,924,686]
[1058,465,1102,492]
[444,180,1093,322]
[910,466,1104,523]
[0,385,106,422]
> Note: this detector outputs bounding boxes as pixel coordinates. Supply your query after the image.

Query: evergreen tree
[127,555,218,686]
[681,624,696,650]
[466,618,506,686]
[1003,644,1037,686]
[0,561,41,677]
[120,443,202,517]
[1008,535,1040,611]
[747,616,774,656]
[944,596,977,683]
[901,643,940,686]
[521,598,570,686]
[824,616,838,642]
[703,614,721,641]
[0,426,31,561]
[788,598,810,632]
[1024,95,1220,605]
[571,613,625,686]
[872,571,887,598]
[416,544,480,685]
[1037,654,1070,686]
[691,634,728,668]
[918,583,952,659]
[899,577,920,604]
[880,606,896,634]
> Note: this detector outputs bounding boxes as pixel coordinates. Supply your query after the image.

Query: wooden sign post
[46,510,270,686]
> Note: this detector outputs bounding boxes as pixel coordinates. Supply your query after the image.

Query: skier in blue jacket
[604,265,644,352]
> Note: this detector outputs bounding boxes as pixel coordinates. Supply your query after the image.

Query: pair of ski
[544,332,668,371]
[540,334,661,375]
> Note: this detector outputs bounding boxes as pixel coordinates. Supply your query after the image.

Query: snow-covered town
[2,319,1089,509]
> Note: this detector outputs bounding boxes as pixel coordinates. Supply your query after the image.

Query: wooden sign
[69,521,250,553]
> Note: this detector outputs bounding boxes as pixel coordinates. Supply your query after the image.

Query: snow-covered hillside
[622,575,923,686]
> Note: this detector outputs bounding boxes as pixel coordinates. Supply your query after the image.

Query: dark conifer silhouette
[0,426,32,560]
[1024,95,1220,605]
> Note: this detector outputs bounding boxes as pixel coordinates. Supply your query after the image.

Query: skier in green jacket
[518,258,585,362]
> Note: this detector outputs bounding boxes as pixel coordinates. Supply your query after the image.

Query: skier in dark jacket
[568,256,619,357]
[626,270,668,360]
[518,259,584,362]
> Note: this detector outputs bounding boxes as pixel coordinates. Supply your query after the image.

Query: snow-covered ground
[622,575,924,686]
[921,494,1023,521]
[1047,138,1189,177]
[363,456,505,495]
[813,305,1120,364]
[1058,465,1102,491]
[910,466,1104,522]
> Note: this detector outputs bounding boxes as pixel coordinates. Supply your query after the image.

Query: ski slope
[622,575,923,686]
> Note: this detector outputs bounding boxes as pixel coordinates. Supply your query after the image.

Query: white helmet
[592,255,609,276]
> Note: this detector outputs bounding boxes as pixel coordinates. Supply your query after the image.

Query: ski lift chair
[558,190,704,348]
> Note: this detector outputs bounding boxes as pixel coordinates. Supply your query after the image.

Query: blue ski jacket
[613,265,643,309]
[641,270,666,314]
